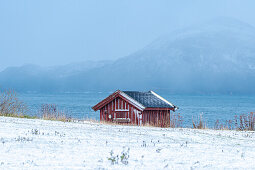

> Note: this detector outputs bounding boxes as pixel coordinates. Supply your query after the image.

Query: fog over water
[1,0,255,70]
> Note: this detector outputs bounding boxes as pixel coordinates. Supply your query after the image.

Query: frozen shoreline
[0,116,255,169]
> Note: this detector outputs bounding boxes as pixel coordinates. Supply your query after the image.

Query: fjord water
[19,92,255,128]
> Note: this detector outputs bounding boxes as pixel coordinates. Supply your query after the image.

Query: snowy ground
[1,117,255,169]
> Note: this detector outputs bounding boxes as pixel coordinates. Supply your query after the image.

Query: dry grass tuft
[237,112,255,131]
[170,113,183,128]
[214,112,255,131]
[40,104,72,122]
[192,114,206,129]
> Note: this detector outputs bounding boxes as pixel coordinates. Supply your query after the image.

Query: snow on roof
[119,91,145,110]
[122,91,175,109]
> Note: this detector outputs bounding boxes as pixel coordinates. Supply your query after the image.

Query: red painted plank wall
[99,96,171,127]
[143,110,171,127]
[99,97,141,125]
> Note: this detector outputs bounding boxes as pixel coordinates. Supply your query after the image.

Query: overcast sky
[0,0,255,70]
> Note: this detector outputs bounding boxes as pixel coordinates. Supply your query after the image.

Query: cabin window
[115,112,127,118]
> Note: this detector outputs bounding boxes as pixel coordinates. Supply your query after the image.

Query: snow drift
[0,116,255,169]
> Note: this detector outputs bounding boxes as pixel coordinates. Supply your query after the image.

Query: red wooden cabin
[92,90,178,127]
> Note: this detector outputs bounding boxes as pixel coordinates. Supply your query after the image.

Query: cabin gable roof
[92,90,177,111]
[92,90,145,111]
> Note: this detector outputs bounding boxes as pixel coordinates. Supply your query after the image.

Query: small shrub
[108,148,130,165]
[15,136,33,142]
[120,147,130,165]
[0,89,28,117]
[31,129,40,135]
[108,150,119,165]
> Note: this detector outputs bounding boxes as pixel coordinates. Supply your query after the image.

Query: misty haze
[1,1,255,169]
[1,17,255,94]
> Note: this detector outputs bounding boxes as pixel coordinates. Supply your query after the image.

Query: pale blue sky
[1,0,255,70]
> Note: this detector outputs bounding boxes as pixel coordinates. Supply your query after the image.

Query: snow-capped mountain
[1,18,255,93]
[70,17,255,93]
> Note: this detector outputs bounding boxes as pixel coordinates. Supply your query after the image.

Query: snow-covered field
[1,117,255,169]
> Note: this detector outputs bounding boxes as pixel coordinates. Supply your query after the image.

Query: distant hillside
[0,60,111,92]
[1,18,255,94]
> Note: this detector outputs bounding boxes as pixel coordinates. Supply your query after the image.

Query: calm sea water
[19,92,255,128]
